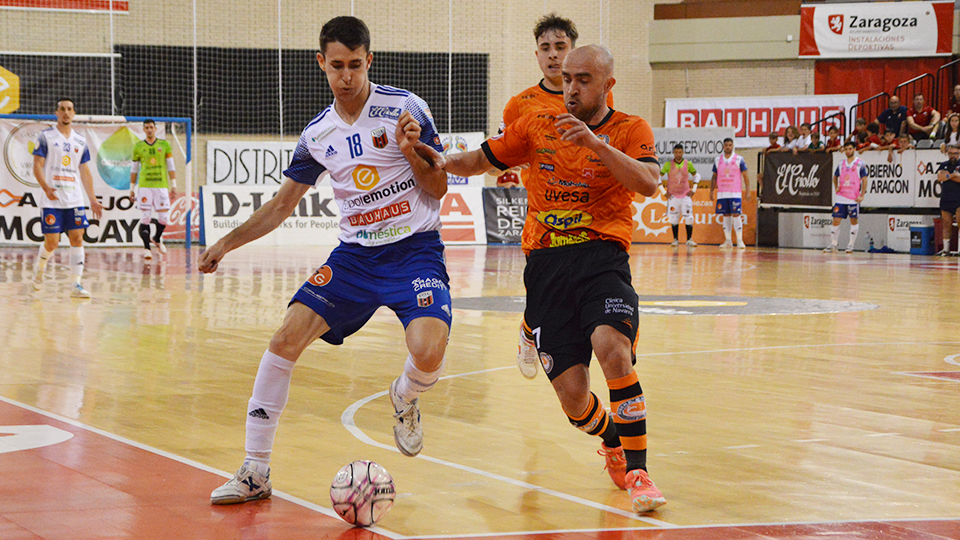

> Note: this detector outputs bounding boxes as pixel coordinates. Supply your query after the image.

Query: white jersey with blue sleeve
[283,83,444,247]
[32,127,92,209]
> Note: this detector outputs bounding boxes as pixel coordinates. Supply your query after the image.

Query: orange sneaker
[598,443,627,490]
[625,469,666,513]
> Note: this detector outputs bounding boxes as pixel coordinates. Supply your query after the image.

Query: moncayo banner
[665,95,858,148]
[800,1,953,58]
[760,152,834,209]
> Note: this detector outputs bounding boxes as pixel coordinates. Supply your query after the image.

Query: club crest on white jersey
[284,83,444,247]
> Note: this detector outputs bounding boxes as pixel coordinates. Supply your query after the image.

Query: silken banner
[800,1,953,58]
[760,152,834,208]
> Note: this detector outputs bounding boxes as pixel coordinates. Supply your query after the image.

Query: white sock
[848,224,859,249]
[36,245,54,274]
[830,225,840,247]
[395,354,443,405]
[244,350,296,471]
[69,246,84,283]
[722,216,732,242]
[733,215,743,242]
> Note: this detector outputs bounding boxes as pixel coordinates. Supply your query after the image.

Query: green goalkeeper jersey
[132,139,173,188]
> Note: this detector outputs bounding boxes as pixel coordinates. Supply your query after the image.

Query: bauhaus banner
[799,1,953,58]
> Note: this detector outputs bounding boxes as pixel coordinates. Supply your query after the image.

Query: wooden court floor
[0,242,959,540]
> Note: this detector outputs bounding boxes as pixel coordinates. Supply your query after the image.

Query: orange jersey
[499,80,615,132]
[483,109,657,254]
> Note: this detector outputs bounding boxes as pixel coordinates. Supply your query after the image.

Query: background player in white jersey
[660,143,700,247]
[710,138,750,249]
[824,140,868,253]
[199,16,451,505]
[130,119,177,260]
[31,98,104,298]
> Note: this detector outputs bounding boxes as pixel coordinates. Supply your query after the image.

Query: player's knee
[408,338,446,370]
[140,214,151,225]
[268,326,309,360]
[668,215,680,225]
[157,211,169,226]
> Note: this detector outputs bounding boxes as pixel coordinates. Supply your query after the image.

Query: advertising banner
[0,0,129,12]
[800,1,953,58]
[760,152,833,208]
[665,95,858,148]
[631,189,757,245]
[847,150,916,207]
[206,132,486,187]
[651,128,735,169]
[201,184,485,247]
[887,214,935,252]
[801,213,834,248]
[915,149,946,208]
[1,118,198,246]
[482,187,527,244]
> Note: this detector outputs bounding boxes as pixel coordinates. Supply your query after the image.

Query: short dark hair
[533,13,578,45]
[143,119,156,126]
[768,132,778,139]
[723,137,734,144]
[828,126,839,133]
[800,122,811,129]
[56,97,74,108]
[320,16,370,54]
[673,143,684,151]
[866,122,880,135]
[844,140,856,148]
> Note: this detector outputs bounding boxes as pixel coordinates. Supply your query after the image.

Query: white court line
[945,354,960,366]
[723,445,760,450]
[864,432,900,438]
[634,340,960,359]
[341,366,675,529]
[0,395,404,540]
[793,438,829,443]
[937,428,960,432]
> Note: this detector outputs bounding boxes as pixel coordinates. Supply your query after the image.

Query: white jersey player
[200,16,452,506]
[31,98,103,297]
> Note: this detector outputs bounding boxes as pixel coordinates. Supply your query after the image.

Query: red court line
[0,399,391,540]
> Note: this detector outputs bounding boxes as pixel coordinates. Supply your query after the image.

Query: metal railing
[812,110,846,137]
[848,92,888,136]
[894,73,936,112]
[935,58,960,115]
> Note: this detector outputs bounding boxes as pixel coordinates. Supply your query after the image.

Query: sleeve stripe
[638,156,659,164]
[481,141,510,171]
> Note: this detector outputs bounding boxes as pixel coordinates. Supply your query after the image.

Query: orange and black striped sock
[608,371,647,472]
[566,392,619,448]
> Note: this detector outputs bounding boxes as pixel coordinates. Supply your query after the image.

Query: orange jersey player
[423,44,666,516]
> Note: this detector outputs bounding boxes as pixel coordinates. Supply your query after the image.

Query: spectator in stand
[825,126,843,152]
[937,113,960,153]
[856,130,876,153]
[847,117,867,145]
[906,93,941,140]
[796,123,813,151]
[780,125,800,154]
[949,85,960,116]
[876,95,908,136]
[897,133,914,154]
[877,131,897,162]
[763,132,780,154]
[807,132,824,152]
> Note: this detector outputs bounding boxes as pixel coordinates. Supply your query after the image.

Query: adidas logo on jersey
[248,408,270,419]
[325,146,337,158]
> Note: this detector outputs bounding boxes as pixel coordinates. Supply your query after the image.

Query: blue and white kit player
[201,16,453,505]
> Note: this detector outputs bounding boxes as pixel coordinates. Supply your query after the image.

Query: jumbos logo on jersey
[308,265,333,287]
[371,127,388,149]
[537,209,594,230]
[352,165,381,191]
[417,290,434,307]
[616,395,646,422]
[369,106,401,120]
[541,229,601,248]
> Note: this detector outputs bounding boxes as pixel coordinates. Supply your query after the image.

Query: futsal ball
[330,460,396,527]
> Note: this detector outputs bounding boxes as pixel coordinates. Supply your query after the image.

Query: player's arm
[33,155,57,201]
[165,150,178,198]
[689,163,701,190]
[396,111,447,200]
[554,113,658,196]
[129,161,139,199]
[439,148,494,178]
[79,162,103,220]
[710,169,718,200]
[857,174,867,202]
[740,162,750,195]
[199,178,310,273]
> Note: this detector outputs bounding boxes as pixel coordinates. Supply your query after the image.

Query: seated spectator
[877,95,908,136]
[780,125,801,153]
[796,123,813,151]
[824,126,843,152]
[807,132,824,152]
[897,133,915,154]
[857,129,880,152]
[763,132,781,154]
[950,85,960,116]
[938,113,960,152]
[847,117,867,144]
[877,130,897,151]
[907,93,941,140]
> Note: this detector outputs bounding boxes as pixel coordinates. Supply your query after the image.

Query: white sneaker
[210,465,272,505]
[153,238,167,254]
[70,283,91,298]
[823,245,837,253]
[845,246,854,253]
[517,321,538,379]
[143,248,153,260]
[32,269,43,291]
[720,241,733,248]
[686,239,697,247]
[938,249,950,257]
[670,239,679,247]
[390,377,423,457]
[737,241,746,249]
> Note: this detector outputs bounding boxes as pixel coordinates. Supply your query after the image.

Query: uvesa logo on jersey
[371,127,388,149]
[537,209,594,230]
[61,155,71,166]
[308,265,333,287]
[352,165,381,191]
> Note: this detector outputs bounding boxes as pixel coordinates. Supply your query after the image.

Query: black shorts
[523,240,639,381]
[941,199,960,215]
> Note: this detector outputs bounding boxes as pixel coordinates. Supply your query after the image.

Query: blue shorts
[832,203,859,219]
[715,198,742,215]
[291,231,452,345]
[41,208,89,235]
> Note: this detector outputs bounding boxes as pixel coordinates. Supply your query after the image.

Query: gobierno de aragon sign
[799,1,953,58]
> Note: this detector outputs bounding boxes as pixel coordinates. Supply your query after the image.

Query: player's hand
[395,111,421,155]
[412,142,446,170]
[198,242,227,274]
[554,113,602,150]
[856,195,865,203]
[170,188,178,200]
[129,189,135,200]
[90,199,103,220]
[43,186,58,201]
